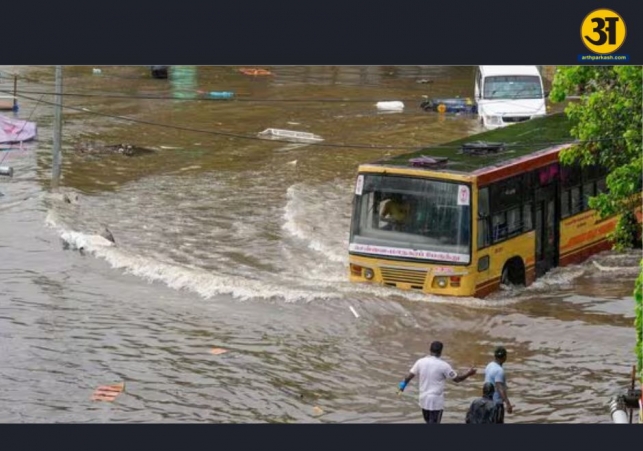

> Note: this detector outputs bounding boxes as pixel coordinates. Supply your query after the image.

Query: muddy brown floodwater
[0,65,639,423]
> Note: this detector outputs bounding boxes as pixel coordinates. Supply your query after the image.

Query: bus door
[534,178,560,277]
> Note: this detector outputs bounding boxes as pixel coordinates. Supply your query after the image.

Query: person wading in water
[398,341,476,424]
[465,382,502,424]
[484,346,513,423]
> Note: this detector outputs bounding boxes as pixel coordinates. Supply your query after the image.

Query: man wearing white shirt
[398,341,477,423]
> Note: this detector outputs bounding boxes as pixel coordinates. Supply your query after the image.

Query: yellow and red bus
[348,113,636,298]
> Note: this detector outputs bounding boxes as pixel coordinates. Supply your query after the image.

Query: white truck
[474,65,547,129]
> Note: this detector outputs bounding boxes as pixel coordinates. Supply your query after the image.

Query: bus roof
[479,65,542,77]
[369,113,573,174]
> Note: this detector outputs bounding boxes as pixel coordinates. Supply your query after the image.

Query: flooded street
[0,65,639,423]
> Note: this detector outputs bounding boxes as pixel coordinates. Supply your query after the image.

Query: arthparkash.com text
[578,54,630,62]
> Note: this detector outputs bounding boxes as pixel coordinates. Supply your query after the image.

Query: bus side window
[561,163,581,188]
[506,207,522,237]
[478,218,490,249]
[477,187,491,249]
[478,187,490,217]
[596,178,607,194]
[523,203,533,231]
[561,190,571,218]
[582,181,596,210]
[492,212,507,241]
[570,186,582,215]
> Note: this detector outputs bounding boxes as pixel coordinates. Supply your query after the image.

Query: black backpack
[465,398,501,424]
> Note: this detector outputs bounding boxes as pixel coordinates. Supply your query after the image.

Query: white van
[474,66,547,129]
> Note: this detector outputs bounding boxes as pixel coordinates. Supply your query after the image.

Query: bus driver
[380,194,411,231]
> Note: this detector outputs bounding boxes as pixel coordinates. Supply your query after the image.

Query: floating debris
[238,68,272,76]
[287,160,298,166]
[257,128,323,144]
[206,91,235,100]
[60,227,116,255]
[73,141,156,157]
[312,406,324,416]
[151,66,169,79]
[0,115,37,144]
[179,165,202,171]
[91,382,125,402]
[0,95,17,112]
[210,348,228,356]
[349,306,360,318]
[376,101,404,111]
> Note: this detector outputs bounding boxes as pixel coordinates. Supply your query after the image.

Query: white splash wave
[281,183,349,263]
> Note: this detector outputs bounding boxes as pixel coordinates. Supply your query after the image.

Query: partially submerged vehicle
[420,97,477,114]
[474,65,547,129]
[348,113,636,298]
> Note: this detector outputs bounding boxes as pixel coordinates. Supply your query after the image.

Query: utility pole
[13,74,17,111]
[52,65,63,191]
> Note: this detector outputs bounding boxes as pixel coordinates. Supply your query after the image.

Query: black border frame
[2,0,642,449]
[3,0,640,64]
[4,423,643,451]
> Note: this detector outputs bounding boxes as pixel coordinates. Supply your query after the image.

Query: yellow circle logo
[581,8,626,54]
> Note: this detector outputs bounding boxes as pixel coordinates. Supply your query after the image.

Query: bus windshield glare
[483,75,542,100]
[349,175,471,264]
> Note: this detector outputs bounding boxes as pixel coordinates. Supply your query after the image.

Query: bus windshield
[483,75,542,100]
[349,174,471,264]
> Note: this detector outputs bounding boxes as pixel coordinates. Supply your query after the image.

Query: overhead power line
[2,70,564,113]
[7,91,637,152]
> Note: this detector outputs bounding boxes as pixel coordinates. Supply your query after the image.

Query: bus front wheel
[501,258,526,287]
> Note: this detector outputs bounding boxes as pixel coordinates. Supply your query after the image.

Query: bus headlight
[433,276,448,288]
[364,268,374,280]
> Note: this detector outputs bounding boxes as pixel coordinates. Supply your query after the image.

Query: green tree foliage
[550,66,642,377]
[550,66,642,251]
